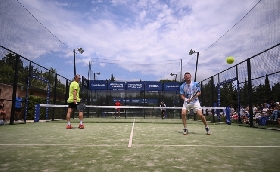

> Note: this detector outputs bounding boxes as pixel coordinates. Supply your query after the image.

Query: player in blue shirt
[180,72,211,135]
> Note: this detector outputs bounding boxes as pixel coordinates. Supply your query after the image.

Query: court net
[32,104,231,124]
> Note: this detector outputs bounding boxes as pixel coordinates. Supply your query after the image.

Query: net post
[214,103,220,122]
[226,106,231,125]
[34,104,40,122]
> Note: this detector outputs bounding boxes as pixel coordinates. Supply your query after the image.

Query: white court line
[128,119,135,148]
[0,144,280,148]
[133,145,280,148]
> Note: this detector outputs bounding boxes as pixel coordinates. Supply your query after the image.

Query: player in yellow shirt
[66,74,84,129]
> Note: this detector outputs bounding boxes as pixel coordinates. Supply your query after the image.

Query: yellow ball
[226,56,234,64]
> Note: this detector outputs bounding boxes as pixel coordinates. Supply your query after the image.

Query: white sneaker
[205,127,211,135]
[183,128,188,135]
[17,120,23,123]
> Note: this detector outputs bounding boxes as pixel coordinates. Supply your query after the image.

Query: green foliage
[220,82,236,107]
[0,53,28,85]
[0,53,68,103]
[159,79,173,82]
[272,83,280,101]
[201,80,213,107]
[26,95,46,120]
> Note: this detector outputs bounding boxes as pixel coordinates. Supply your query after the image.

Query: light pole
[94,72,100,80]
[170,73,177,82]
[189,49,199,82]
[73,47,84,76]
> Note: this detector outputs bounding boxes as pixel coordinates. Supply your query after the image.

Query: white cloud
[2,0,278,82]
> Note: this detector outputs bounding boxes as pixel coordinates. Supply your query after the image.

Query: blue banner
[145,99,158,104]
[108,82,125,90]
[126,82,144,90]
[130,99,143,103]
[89,80,107,90]
[164,82,181,91]
[145,81,162,91]
[81,76,89,89]
[112,98,130,104]
[130,99,158,104]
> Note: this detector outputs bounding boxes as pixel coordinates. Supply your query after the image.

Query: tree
[110,74,115,81]
[159,79,173,82]
[200,80,213,107]
[0,53,27,85]
[220,82,236,107]
[264,75,272,102]
[272,83,280,102]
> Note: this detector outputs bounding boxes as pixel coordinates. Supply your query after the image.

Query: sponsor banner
[108,82,125,90]
[82,76,89,89]
[130,99,158,104]
[164,82,181,91]
[130,99,143,103]
[145,99,158,104]
[126,82,144,90]
[112,98,129,103]
[89,80,107,90]
[145,81,162,91]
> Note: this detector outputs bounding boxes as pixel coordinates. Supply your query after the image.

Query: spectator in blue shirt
[15,92,23,122]
[271,102,280,121]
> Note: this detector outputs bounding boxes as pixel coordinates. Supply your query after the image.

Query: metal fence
[200,43,280,125]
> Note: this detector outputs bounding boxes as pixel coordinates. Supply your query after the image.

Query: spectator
[114,100,121,119]
[271,102,280,121]
[259,103,264,112]
[15,92,23,123]
[231,112,238,122]
[252,104,258,115]
[269,101,276,120]
[0,98,6,123]
[160,101,166,119]
[240,106,246,122]
[262,103,269,116]
[269,101,276,110]
[230,105,235,116]
[245,104,249,112]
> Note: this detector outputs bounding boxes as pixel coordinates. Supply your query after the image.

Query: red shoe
[78,124,84,129]
[66,125,73,129]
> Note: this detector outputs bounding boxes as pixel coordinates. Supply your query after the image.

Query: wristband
[184,98,188,101]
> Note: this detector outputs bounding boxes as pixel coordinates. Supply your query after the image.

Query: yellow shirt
[67,81,80,103]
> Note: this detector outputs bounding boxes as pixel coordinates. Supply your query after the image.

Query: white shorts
[182,102,202,112]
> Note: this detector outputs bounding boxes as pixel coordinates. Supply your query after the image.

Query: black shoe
[183,128,188,135]
[205,127,211,135]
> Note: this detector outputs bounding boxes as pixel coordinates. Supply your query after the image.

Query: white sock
[68,122,71,126]
[80,121,83,125]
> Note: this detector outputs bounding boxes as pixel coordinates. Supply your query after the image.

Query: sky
[1,0,279,82]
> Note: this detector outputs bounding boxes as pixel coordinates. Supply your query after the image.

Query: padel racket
[77,98,86,112]
[186,91,199,104]
[77,103,86,112]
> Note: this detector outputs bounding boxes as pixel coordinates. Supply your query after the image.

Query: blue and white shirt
[180,81,200,104]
